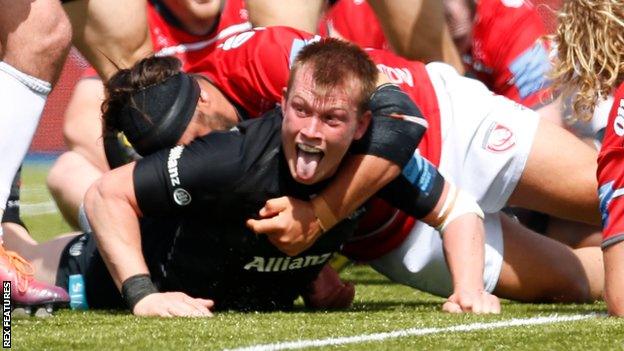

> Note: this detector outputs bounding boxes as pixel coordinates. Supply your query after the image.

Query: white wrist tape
[435,187,484,233]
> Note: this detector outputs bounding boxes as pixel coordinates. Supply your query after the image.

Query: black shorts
[55,233,125,309]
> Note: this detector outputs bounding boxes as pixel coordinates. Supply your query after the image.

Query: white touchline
[21,201,58,216]
[225,314,601,351]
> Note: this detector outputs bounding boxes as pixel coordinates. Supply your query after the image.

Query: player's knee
[46,152,79,195]
[43,12,72,63]
[544,269,592,303]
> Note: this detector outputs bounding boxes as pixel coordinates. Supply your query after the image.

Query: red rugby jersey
[598,82,624,248]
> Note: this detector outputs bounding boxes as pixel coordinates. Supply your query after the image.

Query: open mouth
[296,143,324,180]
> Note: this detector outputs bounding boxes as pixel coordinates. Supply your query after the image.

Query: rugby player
[551,0,624,316]
[190,26,602,303]
[11,39,497,316]
[0,0,71,310]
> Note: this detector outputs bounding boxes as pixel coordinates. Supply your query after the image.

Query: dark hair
[102,56,182,133]
[286,38,379,114]
[101,56,200,156]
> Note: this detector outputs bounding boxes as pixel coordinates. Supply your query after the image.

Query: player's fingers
[260,197,289,217]
[168,300,200,317]
[442,301,462,313]
[246,217,280,235]
[185,297,214,316]
[487,295,501,314]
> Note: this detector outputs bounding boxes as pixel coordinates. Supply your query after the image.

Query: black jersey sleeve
[350,84,428,168]
[376,152,444,219]
[133,112,283,216]
[133,130,254,216]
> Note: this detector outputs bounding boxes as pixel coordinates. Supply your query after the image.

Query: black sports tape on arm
[350,84,427,167]
[376,171,445,219]
[121,274,158,311]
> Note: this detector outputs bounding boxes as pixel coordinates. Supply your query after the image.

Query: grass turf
[11,161,624,350]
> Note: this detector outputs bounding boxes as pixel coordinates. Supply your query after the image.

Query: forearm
[84,165,149,290]
[316,83,426,227]
[604,242,624,316]
[317,155,400,222]
[442,214,486,292]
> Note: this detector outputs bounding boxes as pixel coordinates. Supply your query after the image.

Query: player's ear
[281,87,288,107]
[353,110,371,140]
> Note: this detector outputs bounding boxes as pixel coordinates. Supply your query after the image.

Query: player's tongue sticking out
[296,143,323,180]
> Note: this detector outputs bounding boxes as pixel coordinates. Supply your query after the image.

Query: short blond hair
[551,0,624,121]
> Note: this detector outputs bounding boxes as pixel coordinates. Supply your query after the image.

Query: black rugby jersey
[134,109,358,310]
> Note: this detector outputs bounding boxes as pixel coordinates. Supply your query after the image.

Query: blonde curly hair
[551,0,624,121]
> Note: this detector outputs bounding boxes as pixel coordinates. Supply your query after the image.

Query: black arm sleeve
[350,84,428,167]
[376,152,445,219]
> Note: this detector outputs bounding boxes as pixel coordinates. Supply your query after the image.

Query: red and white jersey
[318,0,389,51]
[597,82,624,248]
[467,0,553,108]
[80,0,251,78]
[148,0,250,70]
[192,26,443,259]
[319,0,553,109]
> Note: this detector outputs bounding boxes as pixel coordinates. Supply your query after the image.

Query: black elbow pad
[351,84,428,167]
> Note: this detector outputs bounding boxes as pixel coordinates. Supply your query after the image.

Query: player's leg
[507,117,600,225]
[62,0,152,80]
[0,0,71,224]
[245,0,325,33]
[2,223,77,286]
[494,213,603,302]
[47,78,108,229]
[367,0,464,72]
[48,151,105,230]
[0,169,71,309]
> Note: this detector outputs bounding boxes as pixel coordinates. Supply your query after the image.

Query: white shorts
[369,62,541,297]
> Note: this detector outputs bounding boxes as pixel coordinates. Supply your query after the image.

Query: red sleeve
[598,83,624,248]
[191,27,318,117]
[471,0,553,108]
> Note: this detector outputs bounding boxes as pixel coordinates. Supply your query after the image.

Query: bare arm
[604,242,624,316]
[84,163,213,317]
[84,162,147,288]
[421,182,501,314]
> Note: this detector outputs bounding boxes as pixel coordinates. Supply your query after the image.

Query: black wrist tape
[121,274,158,311]
[351,84,427,167]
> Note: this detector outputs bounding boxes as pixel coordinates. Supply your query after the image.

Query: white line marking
[225,314,600,351]
[20,201,58,216]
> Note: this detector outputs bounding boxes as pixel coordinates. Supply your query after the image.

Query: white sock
[0,62,51,210]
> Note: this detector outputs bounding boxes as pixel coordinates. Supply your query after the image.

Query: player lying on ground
[5,39,498,316]
[48,25,605,306]
[551,0,624,316]
[171,26,604,304]
[101,50,604,314]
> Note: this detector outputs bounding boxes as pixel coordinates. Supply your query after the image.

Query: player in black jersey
[79,38,491,316]
[5,39,491,316]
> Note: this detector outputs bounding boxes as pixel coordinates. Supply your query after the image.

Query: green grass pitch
[10,160,624,350]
